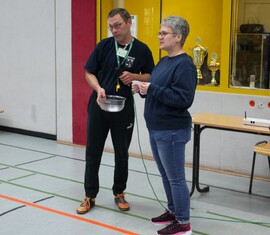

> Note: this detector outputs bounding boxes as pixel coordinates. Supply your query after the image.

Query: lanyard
[115,37,134,67]
[114,38,134,92]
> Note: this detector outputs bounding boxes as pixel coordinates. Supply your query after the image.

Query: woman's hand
[139,82,150,95]
[131,81,141,93]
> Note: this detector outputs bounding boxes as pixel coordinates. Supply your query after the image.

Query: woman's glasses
[156,31,177,37]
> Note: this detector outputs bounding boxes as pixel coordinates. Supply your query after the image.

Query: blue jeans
[149,129,191,224]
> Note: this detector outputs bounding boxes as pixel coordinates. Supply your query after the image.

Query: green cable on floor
[133,94,167,211]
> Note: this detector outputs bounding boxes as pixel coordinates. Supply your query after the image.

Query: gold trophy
[208,52,220,86]
[191,37,207,83]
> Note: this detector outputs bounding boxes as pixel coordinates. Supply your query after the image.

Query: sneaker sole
[156,230,192,235]
[118,208,130,211]
[116,205,130,211]
[151,220,172,226]
[76,210,89,214]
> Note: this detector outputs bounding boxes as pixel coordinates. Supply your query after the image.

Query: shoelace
[80,198,89,207]
[167,221,180,231]
[116,194,127,203]
[168,221,189,231]
[161,211,170,218]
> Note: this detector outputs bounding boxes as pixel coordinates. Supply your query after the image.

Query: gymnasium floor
[1,131,270,235]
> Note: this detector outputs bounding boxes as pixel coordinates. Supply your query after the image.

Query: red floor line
[0,194,139,235]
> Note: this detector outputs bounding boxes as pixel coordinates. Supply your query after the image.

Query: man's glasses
[156,31,177,37]
[108,21,125,31]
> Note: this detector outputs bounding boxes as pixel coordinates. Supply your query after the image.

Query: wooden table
[190,112,270,196]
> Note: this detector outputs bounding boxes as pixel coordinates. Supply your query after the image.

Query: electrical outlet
[258,102,266,109]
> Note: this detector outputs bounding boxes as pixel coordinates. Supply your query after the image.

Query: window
[231,0,270,90]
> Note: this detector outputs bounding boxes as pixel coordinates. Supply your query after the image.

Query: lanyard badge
[117,48,128,58]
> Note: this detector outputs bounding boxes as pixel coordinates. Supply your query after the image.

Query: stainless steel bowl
[99,95,126,112]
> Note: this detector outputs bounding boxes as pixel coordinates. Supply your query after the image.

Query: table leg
[190,124,209,197]
[190,124,198,196]
[194,125,209,193]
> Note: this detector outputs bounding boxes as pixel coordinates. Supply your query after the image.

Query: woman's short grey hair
[161,16,190,46]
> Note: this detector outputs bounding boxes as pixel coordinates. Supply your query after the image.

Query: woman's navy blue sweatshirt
[144,53,197,131]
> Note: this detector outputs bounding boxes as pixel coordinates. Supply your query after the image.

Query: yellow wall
[96,0,269,96]
[161,0,222,62]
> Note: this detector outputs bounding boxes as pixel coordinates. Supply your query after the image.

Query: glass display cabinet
[231,33,270,89]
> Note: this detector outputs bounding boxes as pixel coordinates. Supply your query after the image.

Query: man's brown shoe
[76,197,95,214]
[114,193,130,211]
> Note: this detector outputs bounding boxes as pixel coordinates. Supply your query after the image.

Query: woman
[132,16,196,235]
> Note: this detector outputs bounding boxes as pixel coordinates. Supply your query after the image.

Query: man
[76,8,155,214]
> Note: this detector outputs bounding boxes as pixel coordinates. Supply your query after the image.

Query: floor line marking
[0,179,151,221]
[0,163,166,202]
[0,194,139,235]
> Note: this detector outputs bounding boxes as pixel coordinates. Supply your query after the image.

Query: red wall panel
[72,0,96,145]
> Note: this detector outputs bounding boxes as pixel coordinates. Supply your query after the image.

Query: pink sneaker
[157,220,192,235]
[151,210,176,225]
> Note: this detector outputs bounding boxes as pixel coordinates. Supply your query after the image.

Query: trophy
[191,37,208,82]
[208,52,220,86]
